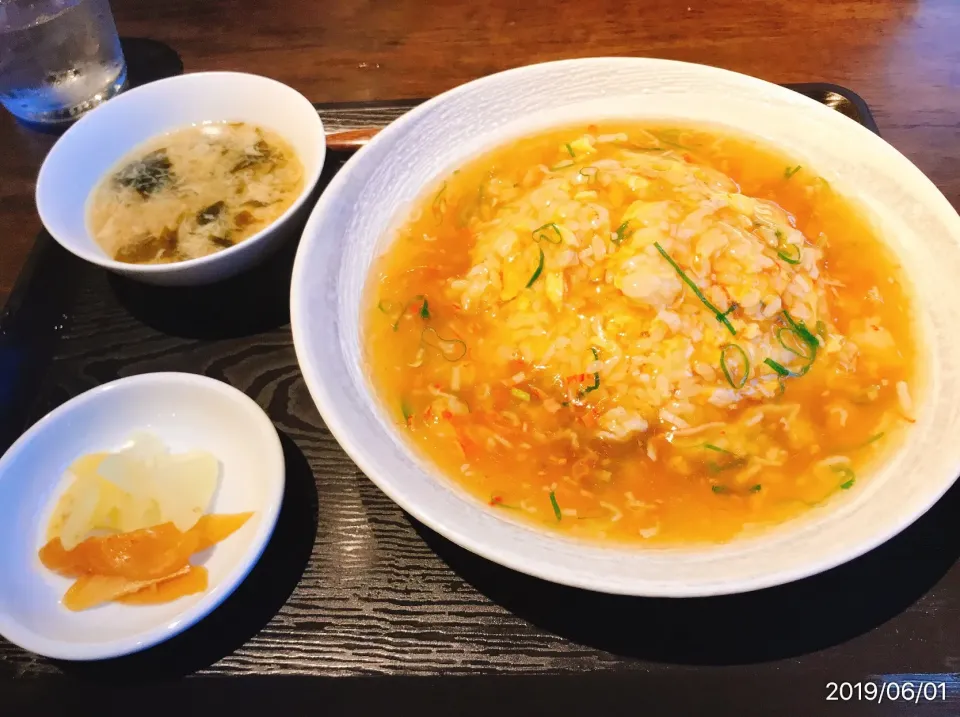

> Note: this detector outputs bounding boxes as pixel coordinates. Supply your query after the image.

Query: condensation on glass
[0,0,126,124]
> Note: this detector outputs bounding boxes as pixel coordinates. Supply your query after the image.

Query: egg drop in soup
[364,124,921,544]
[87,121,303,264]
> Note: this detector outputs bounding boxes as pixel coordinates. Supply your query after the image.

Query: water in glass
[0,0,126,124]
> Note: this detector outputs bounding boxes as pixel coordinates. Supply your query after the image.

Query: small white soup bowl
[291,57,960,597]
[0,373,285,660]
[36,72,326,286]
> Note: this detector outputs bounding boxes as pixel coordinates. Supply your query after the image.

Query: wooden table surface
[1,0,958,309]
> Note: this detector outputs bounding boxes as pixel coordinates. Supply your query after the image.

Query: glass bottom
[0,63,129,127]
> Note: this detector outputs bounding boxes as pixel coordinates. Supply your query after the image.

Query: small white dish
[0,372,285,661]
[291,57,960,597]
[35,71,326,286]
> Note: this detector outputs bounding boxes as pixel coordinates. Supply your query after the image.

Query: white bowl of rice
[291,58,960,596]
[36,72,325,286]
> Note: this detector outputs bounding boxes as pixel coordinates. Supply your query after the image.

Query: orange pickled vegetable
[191,512,254,553]
[39,512,253,592]
[117,566,208,605]
[64,566,192,611]
[40,523,200,581]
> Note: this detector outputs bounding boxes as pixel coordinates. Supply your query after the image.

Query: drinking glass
[0,0,126,125]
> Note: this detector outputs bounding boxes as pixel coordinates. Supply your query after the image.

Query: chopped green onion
[784,165,802,179]
[510,387,531,402]
[401,400,413,423]
[549,491,562,521]
[863,432,885,446]
[564,142,575,157]
[549,160,574,171]
[431,181,448,223]
[719,343,750,389]
[579,166,598,178]
[711,485,728,494]
[721,302,739,318]
[766,311,819,381]
[771,228,801,264]
[704,443,733,454]
[613,221,630,245]
[378,299,404,330]
[783,310,818,347]
[749,484,762,493]
[764,358,791,377]
[418,297,430,319]
[533,222,563,244]
[421,327,467,361]
[526,247,545,288]
[834,464,856,490]
[580,348,601,395]
[653,242,736,335]
[776,327,813,360]
[777,244,802,264]
[708,457,747,474]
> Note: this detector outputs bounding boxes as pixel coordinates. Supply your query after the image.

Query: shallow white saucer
[0,372,285,660]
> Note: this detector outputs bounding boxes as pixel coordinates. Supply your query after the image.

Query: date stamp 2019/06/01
[826,681,947,703]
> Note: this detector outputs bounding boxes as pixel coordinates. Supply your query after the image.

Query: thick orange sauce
[364,124,920,544]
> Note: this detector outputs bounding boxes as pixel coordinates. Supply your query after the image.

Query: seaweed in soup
[231,139,276,173]
[196,200,226,225]
[114,149,174,198]
[114,226,180,263]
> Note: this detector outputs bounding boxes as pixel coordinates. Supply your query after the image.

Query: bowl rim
[0,372,286,660]
[35,70,326,276]
[291,56,960,596]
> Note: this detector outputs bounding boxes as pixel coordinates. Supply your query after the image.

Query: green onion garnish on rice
[377,299,404,330]
[549,491,562,521]
[653,242,736,335]
[772,228,801,264]
[564,142,575,157]
[711,485,728,494]
[432,181,448,223]
[719,343,750,389]
[776,244,802,264]
[401,399,413,423]
[708,456,747,474]
[526,247,545,288]
[764,358,791,377]
[580,348,601,395]
[704,443,734,454]
[421,327,467,361]
[784,165,802,179]
[775,327,814,360]
[613,221,630,245]
[408,294,430,319]
[533,222,563,244]
[832,465,856,490]
[750,484,762,493]
[783,310,818,347]
[766,311,819,380]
